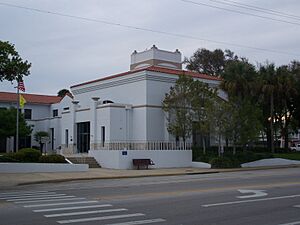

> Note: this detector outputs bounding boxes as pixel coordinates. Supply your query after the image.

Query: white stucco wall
[71,71,147,107]
[0,163,88,173]
[89,149,192,169]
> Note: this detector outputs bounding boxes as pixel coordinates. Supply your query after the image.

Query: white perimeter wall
[89,149,192,169]
[0,163,88,173]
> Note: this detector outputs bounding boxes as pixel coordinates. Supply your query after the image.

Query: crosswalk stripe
[7,195,74,202]
[5,194,68,201]
[45,208,128,217]
[33,204,113,212]
[0,192,56,198]
[0,191,49,196]
[24,200,98,208]
[15,197,86,204]
[57,213,145,224]
[105,218,166,225]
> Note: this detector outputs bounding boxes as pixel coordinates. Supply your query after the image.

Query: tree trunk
[233,145,236,155]
[40,142,44,153]
[218,134,222,157]
[284,113,289,150]
[202,136,206,155]
[270,92,275,153]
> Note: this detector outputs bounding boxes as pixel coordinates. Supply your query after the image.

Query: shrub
[14,148,42,162]
[38,154,66,163]
[210,157,241,168]
[0,154,19,162]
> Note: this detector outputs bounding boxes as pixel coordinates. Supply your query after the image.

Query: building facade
[0,46,224,169]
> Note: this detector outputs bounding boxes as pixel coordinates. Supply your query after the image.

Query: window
[101,126,105,147]
[63,107,69,111]
[65,129,69,148]
[24,109,32,120]
[53,109,58,117]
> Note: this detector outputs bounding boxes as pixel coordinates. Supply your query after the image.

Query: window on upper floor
[24,109,32,120]
[63,107,69,111]
[53,109,58,117]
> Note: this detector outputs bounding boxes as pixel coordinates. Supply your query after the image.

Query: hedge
[38,154,66,163]
[14,148,42,162]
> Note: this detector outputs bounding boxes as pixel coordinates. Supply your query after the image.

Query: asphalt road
[0,167,300,225]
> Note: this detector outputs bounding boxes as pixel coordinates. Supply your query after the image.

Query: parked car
[291,144,300,152]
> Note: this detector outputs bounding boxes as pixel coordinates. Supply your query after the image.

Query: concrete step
[66,157,101,168]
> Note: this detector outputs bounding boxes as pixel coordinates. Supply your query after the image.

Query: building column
[72,100,79,154]
[91,97,100,150]
[125,105,132,142]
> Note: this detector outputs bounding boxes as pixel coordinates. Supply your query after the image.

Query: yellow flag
[20,94,27,108]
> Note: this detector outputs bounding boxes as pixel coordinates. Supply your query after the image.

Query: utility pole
[16,84,20,153]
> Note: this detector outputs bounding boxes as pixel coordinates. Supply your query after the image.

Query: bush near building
[0,148,66,163]
[39,154,66,163]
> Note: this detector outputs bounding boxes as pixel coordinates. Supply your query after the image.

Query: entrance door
[77,122,90,153]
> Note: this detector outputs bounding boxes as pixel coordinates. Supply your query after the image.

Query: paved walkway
[1,165,300,189]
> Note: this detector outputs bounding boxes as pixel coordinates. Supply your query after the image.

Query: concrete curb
[17,164,300,186]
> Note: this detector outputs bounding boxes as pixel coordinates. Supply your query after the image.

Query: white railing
[93,141,192,151]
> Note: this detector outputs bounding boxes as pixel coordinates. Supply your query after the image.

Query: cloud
[0,0,299,94]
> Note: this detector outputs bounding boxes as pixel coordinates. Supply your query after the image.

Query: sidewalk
[1,165,300,189]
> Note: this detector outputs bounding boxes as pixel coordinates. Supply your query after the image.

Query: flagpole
[16,82,20,153]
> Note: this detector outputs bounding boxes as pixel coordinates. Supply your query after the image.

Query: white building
[0,46,222,169]
[0,92,73,152]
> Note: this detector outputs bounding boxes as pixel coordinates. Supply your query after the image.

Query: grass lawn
[274,152,300,161]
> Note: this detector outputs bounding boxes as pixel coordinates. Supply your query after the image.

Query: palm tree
[258,64,278,153]
[276,66,298,149]
[221,60,257,100]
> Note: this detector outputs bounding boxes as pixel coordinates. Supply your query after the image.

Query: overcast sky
[1,0,300,95]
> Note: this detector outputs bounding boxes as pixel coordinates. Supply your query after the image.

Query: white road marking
[202,194,300,207]
[105,218,166,225]
[45,208,128,217]
[294,205,300,208]
[278,221,300,225]
[57,213,145,224]
[7,195,75,202]
[24,200,98,208]
[237,189,268,199]
[33,204,112,212]
[0,191,49,196]
[15,197,86,204]
[0,192,58,199]
[5,194,68,201]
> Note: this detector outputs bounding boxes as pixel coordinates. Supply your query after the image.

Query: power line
[0,1,299,58]
[219,0,300,21]
[181,0,300,26]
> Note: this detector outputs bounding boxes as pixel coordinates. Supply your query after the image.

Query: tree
[0,108,32,141]
[190,80,217,154]
[258,63,278,153]
[207,99,229,156]
[274,66,298,149]
[0,41,31,82]
[57,89,71,98]
[184,48,238,77]
[221,60,258,100]
[162,75,194,143]
[220,60,262,152]
[34,131,49,153]
[224,98,262,153]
